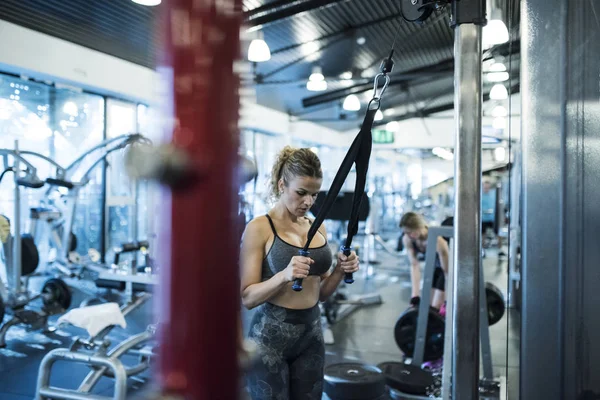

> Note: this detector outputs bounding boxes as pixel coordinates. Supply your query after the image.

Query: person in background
[240,146,360,400]
[482,179,506,258]
[399,212,449,313]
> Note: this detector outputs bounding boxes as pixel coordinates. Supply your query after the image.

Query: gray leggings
[246,302,325,400]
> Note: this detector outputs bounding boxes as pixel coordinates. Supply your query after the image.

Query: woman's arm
[404,235,422,298]
[436,236,450,276]
[318,224,359,302]
[240,219,291,310]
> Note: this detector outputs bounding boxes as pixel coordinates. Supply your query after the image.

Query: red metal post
[157,1,242,398]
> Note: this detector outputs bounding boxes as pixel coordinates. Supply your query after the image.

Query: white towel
[58,303,127,337]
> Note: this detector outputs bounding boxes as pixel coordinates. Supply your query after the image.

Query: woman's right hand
[282,256,313,282]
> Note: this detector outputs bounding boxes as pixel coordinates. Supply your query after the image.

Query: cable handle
[340,246,354,284]
[292,249,310,292]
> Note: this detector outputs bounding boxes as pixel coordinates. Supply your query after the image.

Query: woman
[399,212,449,312]
[240,146,360,400]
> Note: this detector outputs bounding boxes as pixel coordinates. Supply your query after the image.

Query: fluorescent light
[489,62,507,72]
[432,147,454,161]
[131,0,161,5]
[487,72,509,82]
[375,110,383,121]
[490,84,508,100]
[483,20,509,47]
[343,95,361,111]
[302,41,320,55]
[385,121,400,132]
[306,80,327,91]
[493,117,506,130]
[494,147,506,162]
[340,71,353,80]
[248,39,271,62]
[356,37,366,45]
[384,109,397,116]
[491,105,508,117]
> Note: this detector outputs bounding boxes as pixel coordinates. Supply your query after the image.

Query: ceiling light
[309,66,324,82]
[489,62,506,72]
[487,72,509,82]
[490,84,508,100]
[375,110,383,121]
[483,20,509,47]
[306,80,327,91]
[492,117,506,130]
[494,147,506,162]
[303,41,320,54]
[386,121,400,132]
[384,109,397,116]
[491,105,508,117]
[340,71,353,80]
[356,37,366,45]
[131,0,161,5]
[343,94,361,111]
[248,39,271,62]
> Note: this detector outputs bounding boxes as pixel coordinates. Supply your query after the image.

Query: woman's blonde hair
[399,212,426,230]
[270,146,322,199]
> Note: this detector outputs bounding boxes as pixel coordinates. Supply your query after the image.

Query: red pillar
[158,1,242,398]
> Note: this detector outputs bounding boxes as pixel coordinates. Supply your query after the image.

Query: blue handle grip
[341,246,354,284]
[292,249,310,292]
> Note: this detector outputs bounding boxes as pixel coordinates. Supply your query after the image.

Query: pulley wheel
[377,362,434,395]
[401,0,434,23]
[324,363,387,400]
[394,306,445,362]
[42,278,72,312]
[486,282,506,326]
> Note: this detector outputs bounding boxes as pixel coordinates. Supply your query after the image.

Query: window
[52,90,105,255]
[105,99,137,261]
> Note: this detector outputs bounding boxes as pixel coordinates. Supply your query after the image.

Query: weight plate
[394,307,445,362]
[377,362,434,395]
[486,282,506,326]
[42,278,72,312]
[0,295,5,324]
[21,234,40,276]
[324,363,387,400]
[401,0,434,23]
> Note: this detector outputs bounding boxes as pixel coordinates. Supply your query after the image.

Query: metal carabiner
[372,73,391,101]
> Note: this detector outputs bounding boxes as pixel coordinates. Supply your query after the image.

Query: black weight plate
[324,363,387,400]
[69,232,78,252]
[401,0,434,23]
[486,282,505,326]
[21,234,39,276]
[377,362,434,395]
[42,278,72,311]
[0,295,4,324]
[394,307,445,362]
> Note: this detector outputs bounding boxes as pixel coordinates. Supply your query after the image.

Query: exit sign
[373,129,395,144]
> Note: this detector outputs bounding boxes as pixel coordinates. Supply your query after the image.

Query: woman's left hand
[336,250,359,274]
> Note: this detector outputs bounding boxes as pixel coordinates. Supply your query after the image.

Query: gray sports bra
[261,214,333,281]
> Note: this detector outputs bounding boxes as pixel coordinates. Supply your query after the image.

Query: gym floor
[0,237,518,400]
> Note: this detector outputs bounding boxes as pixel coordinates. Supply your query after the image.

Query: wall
[0,20,157,103]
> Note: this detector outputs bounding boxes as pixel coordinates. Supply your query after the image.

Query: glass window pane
[105,99,137,260]
[52,90,105,256]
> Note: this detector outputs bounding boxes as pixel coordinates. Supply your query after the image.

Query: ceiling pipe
[373,83,520,125]
[245,0,350,28]
[302,60,455,108]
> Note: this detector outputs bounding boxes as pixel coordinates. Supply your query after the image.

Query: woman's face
[404,226,427,240]
[279,176,322,217]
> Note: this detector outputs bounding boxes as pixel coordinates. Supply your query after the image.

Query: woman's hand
[335,251,359,275]
[282,256,314,282]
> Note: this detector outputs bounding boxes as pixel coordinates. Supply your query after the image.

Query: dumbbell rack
[396,226,504,400]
